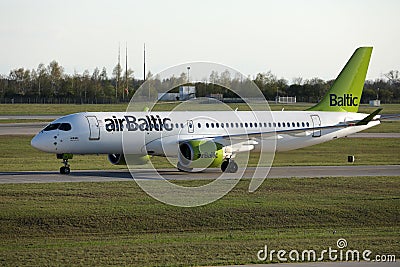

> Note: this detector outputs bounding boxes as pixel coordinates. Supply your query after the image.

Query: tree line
[1,61,399,103]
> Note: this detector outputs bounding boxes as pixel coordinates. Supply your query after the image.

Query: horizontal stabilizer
[355,108,382,126]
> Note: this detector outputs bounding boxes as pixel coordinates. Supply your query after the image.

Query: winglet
[355,108,382,126]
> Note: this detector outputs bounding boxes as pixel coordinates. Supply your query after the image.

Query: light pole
[187,66,190,84]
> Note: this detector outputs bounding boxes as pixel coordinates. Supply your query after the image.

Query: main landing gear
[176,160,238,173]
[221,159,238,173]
[57,153,73,174]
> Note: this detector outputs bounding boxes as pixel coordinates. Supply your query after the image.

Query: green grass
[0,119,52,124]
[272,137,400,166]
[364,120,400,133]
[1,103,399,115]
[0,103,129,115]
[0,135,125,172]
[0,177,399,266]
[0,136,398,172]
[358,104,400,114]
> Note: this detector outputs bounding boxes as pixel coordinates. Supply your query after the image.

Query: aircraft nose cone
[31,134,41,150]
[31,133,48,151]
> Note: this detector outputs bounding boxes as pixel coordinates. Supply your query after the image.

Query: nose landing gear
[57,153,73,174]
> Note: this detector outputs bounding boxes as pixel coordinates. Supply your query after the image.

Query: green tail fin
[308,47,373,112]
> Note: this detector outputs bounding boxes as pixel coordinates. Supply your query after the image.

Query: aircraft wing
[179,123,347,145]
[210,124,346,141]
[188,110,383,143]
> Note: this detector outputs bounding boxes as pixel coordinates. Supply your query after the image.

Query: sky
[0,0,399,82]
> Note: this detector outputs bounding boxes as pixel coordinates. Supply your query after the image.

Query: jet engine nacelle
[178,140,226,169]
[108,153,150,165]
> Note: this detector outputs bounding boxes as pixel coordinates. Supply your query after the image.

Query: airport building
[158,86,196,101]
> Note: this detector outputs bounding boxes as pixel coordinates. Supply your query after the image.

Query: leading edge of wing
[186,123,350,142]
[180,110,381,143]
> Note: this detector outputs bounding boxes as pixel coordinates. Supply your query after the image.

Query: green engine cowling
[178,140,226,169]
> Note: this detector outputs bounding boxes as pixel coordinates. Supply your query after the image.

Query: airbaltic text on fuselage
[104,115,173,132]
[330,94,358,107]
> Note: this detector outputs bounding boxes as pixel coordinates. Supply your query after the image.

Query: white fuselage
[31,110,379,156]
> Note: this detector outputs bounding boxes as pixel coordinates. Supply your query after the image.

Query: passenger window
[235,123,239,128]
[226,123,229,128]
[245,123,248,127]
[306,122,310,127]
[221,123,224,128]
[197,123,201,128]
[240,123,243,128]
[211,123,214,128]
[230,123,234,128]
[216,123,219,128]
[297,122,300,127]
[302,122,305,127]
[43,123,60,131]
[278,122,281,127]
[273,122,276,127]
[292,122,295,127]
[59,123,71,131]
[282,122,286,127]
[249,123,253,127]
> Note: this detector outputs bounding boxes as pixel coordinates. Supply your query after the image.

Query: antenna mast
[116,44,120,99]
[143,43,146,81]
[124,43,128,100]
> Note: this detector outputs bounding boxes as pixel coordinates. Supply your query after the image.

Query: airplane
[31,47,381,175]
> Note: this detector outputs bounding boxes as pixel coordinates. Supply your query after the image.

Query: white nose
[31,134,43,150]
[31,133,53,152]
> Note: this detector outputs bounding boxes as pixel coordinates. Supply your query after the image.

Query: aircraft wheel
[221,160,229,172]
[227,161,238,173]
[60,166,71,175]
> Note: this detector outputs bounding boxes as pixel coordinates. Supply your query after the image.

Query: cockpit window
[43,123,72,131]
[59,123,72,131]
[43,123,60,131]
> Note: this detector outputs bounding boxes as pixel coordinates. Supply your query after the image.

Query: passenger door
[310,115,321,137]
[86,116,100,140]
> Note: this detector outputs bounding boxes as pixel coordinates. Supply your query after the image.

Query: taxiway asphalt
[0,165,398,184]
